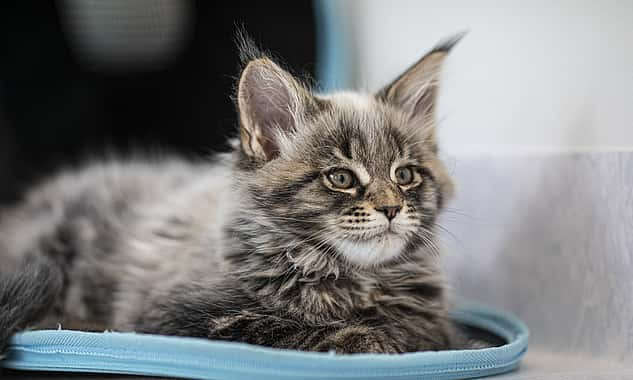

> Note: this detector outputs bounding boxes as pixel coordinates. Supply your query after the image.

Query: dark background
[0,1,317,203]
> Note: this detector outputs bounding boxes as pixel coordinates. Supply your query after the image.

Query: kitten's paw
[315,326,402,354]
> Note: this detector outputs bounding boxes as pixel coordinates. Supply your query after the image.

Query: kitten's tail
[0,257,64,359]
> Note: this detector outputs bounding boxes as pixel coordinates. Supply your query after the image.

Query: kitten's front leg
[312,325,403,354]
[207,312,403,354]
[206,311,304,348]
[141,285,408,353]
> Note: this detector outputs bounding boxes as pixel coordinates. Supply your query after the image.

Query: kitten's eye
[395,167,414,185]
[328,169,356,189]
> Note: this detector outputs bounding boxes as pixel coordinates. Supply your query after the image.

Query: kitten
[0,35,460,355]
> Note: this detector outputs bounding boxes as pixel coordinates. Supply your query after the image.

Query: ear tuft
[430,31,467,54]
[235,27,267,65]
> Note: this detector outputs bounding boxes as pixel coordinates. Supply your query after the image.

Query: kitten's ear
[378,33,463,125]
[237,57,311,162]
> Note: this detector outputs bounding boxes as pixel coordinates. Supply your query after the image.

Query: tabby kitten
[0,35,460,355]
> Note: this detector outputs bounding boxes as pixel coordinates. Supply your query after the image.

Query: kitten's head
[233,37,458,268]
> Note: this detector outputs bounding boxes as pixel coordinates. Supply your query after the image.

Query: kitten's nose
[375,205,401,221]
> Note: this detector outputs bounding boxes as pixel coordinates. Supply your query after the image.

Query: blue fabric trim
[1,304,528,380]
[313,0,352,91]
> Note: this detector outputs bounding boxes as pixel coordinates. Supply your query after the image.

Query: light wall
[347,0,633,154]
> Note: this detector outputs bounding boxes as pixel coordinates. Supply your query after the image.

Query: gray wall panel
[441,152,633,369]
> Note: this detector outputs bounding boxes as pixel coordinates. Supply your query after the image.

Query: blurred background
[1,1,633,377]
[347,0,633,154]
[0,0,319,202]
[3,1,632,199]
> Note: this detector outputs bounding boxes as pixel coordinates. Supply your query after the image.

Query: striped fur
[0,36,463,354]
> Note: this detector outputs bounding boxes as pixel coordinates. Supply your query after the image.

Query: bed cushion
[1,303,528,380]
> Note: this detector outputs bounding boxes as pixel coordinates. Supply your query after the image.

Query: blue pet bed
[1,303,528,380]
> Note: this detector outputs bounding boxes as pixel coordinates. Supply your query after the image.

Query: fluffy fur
[0,35,464,355]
